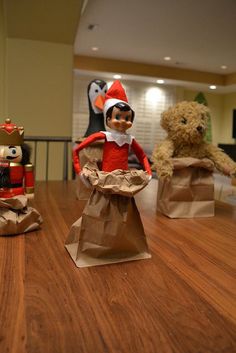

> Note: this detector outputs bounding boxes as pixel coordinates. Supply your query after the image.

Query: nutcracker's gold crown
[0,118,24,145]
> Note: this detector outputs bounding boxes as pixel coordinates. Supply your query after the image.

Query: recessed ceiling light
[91,47,99,51]
[221,65,227,70]
[156,79,165,84]
[209,85,216,90]
[113,74,122,79]
[164,56,171,61]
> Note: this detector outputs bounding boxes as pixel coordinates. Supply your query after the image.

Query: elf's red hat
[103,80,130,117]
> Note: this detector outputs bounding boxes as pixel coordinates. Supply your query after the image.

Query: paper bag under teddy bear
[152,101,236,218]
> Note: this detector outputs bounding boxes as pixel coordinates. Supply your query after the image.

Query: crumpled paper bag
[0,195,42,236]
[82,160,150,197]
[157,157,215,218]
[66,164,151,267]
[76,141,103,200]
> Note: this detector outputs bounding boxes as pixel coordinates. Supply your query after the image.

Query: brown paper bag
[66,163,151,267]
[82,160,150,196]
[76,174,92,201]
[0,195,42,236]
[157,157,215,218]
[75,141,103,200]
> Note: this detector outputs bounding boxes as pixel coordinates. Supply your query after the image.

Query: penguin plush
[84,79,108,137]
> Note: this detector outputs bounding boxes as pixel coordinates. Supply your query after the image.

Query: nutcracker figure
[0,118,42,236]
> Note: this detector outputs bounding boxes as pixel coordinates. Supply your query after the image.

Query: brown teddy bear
[152,101,236,178]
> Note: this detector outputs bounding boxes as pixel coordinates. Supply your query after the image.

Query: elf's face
[107,106,133,133]
[0,145,22,163]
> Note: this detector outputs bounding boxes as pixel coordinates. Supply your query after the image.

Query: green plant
[194,92,212,143]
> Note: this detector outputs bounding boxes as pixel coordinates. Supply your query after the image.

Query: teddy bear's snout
[197,125,204,133]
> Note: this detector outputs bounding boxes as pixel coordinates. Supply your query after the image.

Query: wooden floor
[0,180,236,353]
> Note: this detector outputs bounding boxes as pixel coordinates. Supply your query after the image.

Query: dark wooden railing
[24,136,72,181]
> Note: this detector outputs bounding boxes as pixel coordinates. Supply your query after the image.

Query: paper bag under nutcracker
[0,195,42,236]
[65,161,151,267]
[157,157,215,218]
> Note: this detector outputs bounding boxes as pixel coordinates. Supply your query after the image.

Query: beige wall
[0,0,82,180]
[0,0,6,117]
[7,38,73,136]
[5,38,74,180]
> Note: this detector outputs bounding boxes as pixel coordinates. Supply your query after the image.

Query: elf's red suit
[73,131,152,175]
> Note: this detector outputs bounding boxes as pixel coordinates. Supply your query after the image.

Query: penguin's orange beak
[94,94,105,111]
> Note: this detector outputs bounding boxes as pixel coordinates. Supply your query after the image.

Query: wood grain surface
[0,180,235,353]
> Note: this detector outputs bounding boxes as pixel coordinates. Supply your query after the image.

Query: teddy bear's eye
[181,117,187,124]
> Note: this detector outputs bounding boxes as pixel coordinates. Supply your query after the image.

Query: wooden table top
[0,180,236,353]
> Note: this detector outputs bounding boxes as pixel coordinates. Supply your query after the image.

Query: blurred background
[1,0,236,197]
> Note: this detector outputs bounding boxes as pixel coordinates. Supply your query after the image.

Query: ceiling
[74,0,236,87]
[3,0,236,92]
[4,0,83,44]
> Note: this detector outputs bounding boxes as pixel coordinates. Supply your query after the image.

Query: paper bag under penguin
[157,157,215,218]
[66,162,151,267]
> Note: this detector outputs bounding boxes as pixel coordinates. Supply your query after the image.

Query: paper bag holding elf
[66,81,152,267]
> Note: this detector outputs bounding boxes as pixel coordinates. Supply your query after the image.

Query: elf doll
[73,80,152,180]
[0,118,42,236]
[66,81,152,267]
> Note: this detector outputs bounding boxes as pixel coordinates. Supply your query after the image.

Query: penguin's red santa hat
[102,80,131,117]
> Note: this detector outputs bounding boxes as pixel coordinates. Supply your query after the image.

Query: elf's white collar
[102,130,134,146]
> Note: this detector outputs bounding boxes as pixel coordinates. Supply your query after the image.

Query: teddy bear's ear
[198,104,210,118]
[203,105,210,115]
